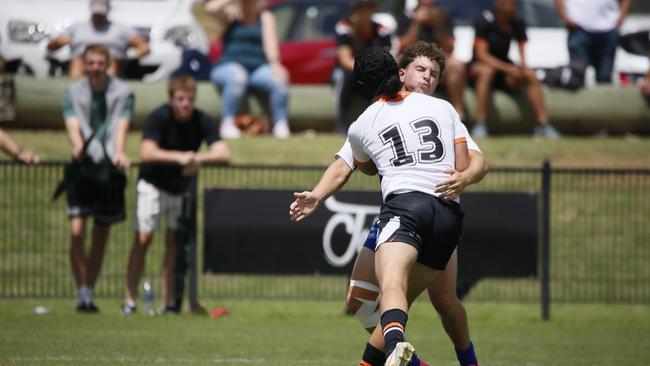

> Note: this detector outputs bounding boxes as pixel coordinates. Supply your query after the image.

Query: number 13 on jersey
[379,118,446,167]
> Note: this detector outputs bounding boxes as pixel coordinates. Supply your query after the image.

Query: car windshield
[438,0,563,28]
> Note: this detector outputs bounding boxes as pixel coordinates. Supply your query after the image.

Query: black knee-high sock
[360,343,385,366]
[380,308,408,358]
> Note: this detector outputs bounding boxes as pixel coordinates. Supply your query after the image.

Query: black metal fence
[0,161,649,303]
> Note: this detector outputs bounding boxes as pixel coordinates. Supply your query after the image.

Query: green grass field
[2,300,649,366]
[1,133,649,365]
[5,131,650,168]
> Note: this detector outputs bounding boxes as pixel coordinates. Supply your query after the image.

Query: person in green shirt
[62,44,133,313]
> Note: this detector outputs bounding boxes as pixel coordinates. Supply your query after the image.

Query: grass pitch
[5,131,650,168]
[1,133,649,365]
[1,300,649,366]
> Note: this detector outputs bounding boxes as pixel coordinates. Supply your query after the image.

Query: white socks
[78,286,94,305]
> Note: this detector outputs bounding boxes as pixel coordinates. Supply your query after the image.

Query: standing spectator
[555,0,631,84]
[398,0,468,121]
[63,44,133,312]
[469,0,561,139]
[47,0,150,79]
[206,0,290,139]
[333,0,398,133]
[0,128,40,164]
[122,75,230,315]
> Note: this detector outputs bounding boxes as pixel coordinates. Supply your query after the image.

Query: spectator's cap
[90,0,110,15]
[351,0,377,10]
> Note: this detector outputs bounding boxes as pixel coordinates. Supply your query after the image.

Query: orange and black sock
[359,343,384,366]
[380,308,408,358]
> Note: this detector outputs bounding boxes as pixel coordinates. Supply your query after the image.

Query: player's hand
[435,169,468,201]
[289,191,320,222]
[112,152,130,171]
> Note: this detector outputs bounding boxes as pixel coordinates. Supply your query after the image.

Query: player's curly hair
[398,41,446,77]
[353,47,402,101]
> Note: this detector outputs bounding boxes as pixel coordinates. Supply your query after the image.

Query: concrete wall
[8,75,650,135]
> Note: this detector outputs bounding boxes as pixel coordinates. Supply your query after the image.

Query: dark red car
[209,0,349,84]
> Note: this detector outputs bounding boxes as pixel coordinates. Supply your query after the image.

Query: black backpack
[541,63,586,90]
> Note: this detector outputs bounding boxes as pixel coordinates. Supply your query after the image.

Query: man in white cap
[47,0,150,79]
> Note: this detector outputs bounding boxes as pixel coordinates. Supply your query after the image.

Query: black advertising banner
[204,189,381,275]
[204,189,537,278]
[458,192,538,278]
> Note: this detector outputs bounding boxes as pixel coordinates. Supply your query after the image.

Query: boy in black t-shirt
[122,76,230,315]
[333,0,397,133]
[468,0,561,139]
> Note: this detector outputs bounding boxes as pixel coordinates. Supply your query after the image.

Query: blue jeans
[210,62,288,124]
[568,27,618,83]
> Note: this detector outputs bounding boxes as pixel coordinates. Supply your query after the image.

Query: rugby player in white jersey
[290,42,485,366]
[348,45,470,366]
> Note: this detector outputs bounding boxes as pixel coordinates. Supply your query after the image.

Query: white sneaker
[272,120,291,139]
[385,342,415,366]
[220,121,241,139]
[471,124,489,139]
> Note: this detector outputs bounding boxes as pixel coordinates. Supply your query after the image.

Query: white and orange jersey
[337,125,480,169]
[347,91,468,201]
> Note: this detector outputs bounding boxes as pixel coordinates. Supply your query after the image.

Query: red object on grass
[209,306,231,318]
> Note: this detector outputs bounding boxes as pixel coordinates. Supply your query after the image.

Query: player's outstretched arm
[290,158,353,222]
[436,150,488,201]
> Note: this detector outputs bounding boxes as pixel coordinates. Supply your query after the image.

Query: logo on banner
[322,197,380,267]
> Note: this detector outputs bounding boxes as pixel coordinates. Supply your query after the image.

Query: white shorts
[135,179,183,233]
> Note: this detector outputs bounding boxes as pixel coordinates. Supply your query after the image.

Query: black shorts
[376,191,464,270]
[66,173,127,225]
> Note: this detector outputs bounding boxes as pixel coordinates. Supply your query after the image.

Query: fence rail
[0,162,649,303]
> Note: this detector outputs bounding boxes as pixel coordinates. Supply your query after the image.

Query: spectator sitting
[122,75,230,315]
[47,0,150,79]
[205,0,290,139]
[333,0,398,134]
[399,0,468,122]
[554,0,630,84]
[0,128,40,164]
[469,0,561,139]
[63,44,133,312]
